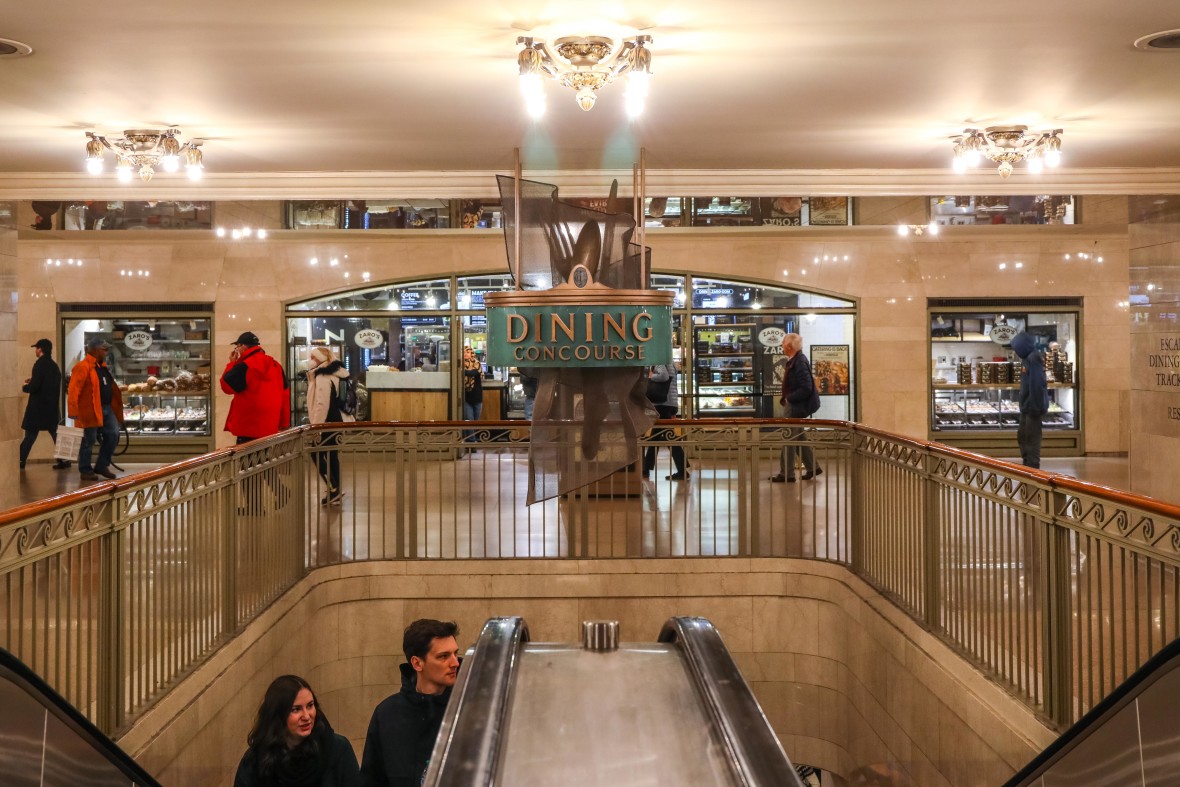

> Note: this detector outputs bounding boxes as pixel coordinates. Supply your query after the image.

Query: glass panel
[61,200,213,230]
[688,313,855,420]
[651,273,687,307]
[288,278,452,312]
[456,274,516,309]
[285,200,341,229]
[929,310,1078,433]
[645,197,683,228]
[931,195,1076,226]
[288,315,451,423]
[458,199,504,229]
[353,199,451,229]
[691,276,854,310]
[62,316,212,436]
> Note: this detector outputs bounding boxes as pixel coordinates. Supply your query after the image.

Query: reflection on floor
[13,455,1132,511]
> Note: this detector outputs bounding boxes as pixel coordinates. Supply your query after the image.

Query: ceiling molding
[2,168,1179,201]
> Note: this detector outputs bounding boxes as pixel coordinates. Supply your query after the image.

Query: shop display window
[930,306,1080,441]
[644,197,852,227]
[931,195,1075,226]
[61,314,213,441]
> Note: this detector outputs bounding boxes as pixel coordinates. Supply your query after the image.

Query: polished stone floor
[14,454,1133,509]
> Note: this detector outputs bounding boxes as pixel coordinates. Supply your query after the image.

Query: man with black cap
[67,337,125,481]
[220,331,290,443]
[20,338,71,470]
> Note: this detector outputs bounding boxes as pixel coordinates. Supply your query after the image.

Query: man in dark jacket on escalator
[1011,331,1049,469]
[360,619,461,787]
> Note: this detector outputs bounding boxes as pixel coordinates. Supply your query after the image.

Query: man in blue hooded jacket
[1010,332,1049,468]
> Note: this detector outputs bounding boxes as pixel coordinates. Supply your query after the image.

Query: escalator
[424,616,803,786]
[0,646,161,786]
[1004,635,1180,786]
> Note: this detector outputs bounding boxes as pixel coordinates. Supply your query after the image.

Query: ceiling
[3,1,1180,196]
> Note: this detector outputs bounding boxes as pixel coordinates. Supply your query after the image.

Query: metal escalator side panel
[0,648,162,786]
[423,616,530,787]
[659,617,804,787]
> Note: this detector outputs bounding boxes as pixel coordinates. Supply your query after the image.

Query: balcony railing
[1,420,1177,737]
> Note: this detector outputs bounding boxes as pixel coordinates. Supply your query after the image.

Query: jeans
[463,400,482,442]
[1017,412,1043,468]
[19,426,58,466]
[316,432,341,493]
[779,425,818,478]
[79,405,119,473]
[643,405,686,477]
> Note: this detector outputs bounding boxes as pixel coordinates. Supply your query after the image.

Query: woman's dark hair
[246,675,332,784]
[403,619,459,663]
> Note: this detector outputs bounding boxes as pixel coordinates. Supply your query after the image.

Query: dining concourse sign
[486,290,673,367]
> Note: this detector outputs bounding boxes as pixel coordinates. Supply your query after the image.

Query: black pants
[644,405,686,476]
[316,432,341,493]
[19,426,58,466]
[1017,412,1042,469]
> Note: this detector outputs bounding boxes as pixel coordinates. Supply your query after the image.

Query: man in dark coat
[360,620,460,787]
[20,338,71,470]
[770,332,823,482]
[1011,331,1049,468]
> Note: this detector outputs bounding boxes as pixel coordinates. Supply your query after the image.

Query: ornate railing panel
[2,420,1178,735]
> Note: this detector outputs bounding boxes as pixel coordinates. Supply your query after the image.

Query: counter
[368,371,450,421]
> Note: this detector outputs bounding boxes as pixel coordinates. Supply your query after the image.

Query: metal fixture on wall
[950,126,1062,178]
[85,128,205,183]
[898,223,939,237]
[517,34,652,118]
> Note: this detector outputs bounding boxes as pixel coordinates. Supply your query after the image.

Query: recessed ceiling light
[0,38,33,58]
[1134,29,1180,50]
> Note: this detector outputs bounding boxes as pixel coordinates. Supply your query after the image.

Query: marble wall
[1,228,19,508]
[1128,196,1180,501]
[12,204,1131,457]
[116,559,1055,787]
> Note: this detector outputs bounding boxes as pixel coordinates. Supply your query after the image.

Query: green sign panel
[487,305,673,367]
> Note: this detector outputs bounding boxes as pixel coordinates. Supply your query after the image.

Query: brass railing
[1,420,1177,735]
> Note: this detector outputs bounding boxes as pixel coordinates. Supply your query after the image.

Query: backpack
[335,375,358,417]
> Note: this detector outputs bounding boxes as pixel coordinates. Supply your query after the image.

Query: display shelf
[932,383,1077,390]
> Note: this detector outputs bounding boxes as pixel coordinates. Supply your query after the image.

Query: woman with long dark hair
[234,675,359,787]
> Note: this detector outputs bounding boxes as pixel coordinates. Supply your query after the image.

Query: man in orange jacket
[68,337,125,481]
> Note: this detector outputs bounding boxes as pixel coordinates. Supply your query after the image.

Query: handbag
[646,376,671,403]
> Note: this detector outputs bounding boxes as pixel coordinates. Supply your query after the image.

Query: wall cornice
[1,168,1178,200]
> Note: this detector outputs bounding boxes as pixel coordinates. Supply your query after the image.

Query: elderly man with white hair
[770,332,823,483]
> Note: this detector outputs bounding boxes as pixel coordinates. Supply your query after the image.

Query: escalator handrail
[1003,633,1180,786]
[0,646,162,786]
[424,616,529,787]
[659,617,804,787]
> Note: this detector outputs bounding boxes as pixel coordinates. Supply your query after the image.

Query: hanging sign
[989,323,1018,345]
[124,330,153,351]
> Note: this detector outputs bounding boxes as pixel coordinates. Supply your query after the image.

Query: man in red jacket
[68,337,125,481]
[219,331,290,444]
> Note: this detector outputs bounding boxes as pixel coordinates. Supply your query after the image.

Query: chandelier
[85,128,205,183]
[950,126,1062,178]
[517,34,652,118]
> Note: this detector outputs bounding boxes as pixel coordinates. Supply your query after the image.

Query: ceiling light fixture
[85,128,205,183]
[517,33,652,117]
[898,223,939,236]
[950,126,1062,178]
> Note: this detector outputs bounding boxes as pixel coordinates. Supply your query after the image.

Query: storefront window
[931,195,1075,226]
[287,272,858,423]
[644,197,852,227]
[61,311,214,452]
[59,200,213,230]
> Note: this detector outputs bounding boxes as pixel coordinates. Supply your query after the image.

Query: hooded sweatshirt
[1010,332,1049,418]
[359,663,453,787]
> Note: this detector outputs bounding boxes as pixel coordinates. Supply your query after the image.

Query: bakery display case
[60,311,215,460]
[928,305,1081,454]
[693,323,757,417]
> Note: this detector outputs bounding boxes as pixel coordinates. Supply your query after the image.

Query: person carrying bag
[643,364,688,481]
[770,333,823,483]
